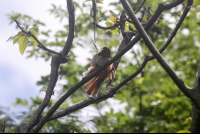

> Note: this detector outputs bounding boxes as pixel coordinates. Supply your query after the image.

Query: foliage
[4,0,200,133]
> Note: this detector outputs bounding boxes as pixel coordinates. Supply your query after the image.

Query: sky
[0,0,130,130]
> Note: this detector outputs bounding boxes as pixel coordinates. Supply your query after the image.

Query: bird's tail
[86,77,99,95]
[81,67,96,89]
[86,77,105,98]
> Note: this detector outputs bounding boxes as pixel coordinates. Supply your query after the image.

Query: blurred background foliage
[1,0,200,133]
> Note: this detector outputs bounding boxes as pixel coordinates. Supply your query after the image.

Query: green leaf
[40,89,46,92]
[111,27,118,36]
[197,22,200,26]
[143,14,147,21]
[193,0,200,7]
[197,7,200,12]
[31,31,39,38]
[30,36,38,46]
[178,11,181,16]
[136,77,144,84]
[110,14,117,23]
[13,34,21,45]
[126,21,137,31]
[18,36,28,55]
[183,117,192,125]
[125,25,129,31]
[105,21,114,27]
[176,130,190,133]
[19,31,26,36]
[29,26,38,31]
[109,10,118,18]
[154,92,165,99]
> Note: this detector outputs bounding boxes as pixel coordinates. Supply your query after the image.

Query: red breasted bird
[81,47,115,98]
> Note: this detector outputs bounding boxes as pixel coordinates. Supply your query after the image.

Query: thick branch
[61,0,75,57]
[20,55,60,133]
[32,0,75,133]
[2,122,6,133]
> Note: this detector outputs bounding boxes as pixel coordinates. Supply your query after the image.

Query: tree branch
[61,0,75,57]
[2,122,6,133]
[120,0,194,108]
[191,59,200,133]
[14,20,62,56]
[31,0,75,133]
[148,0,193,60]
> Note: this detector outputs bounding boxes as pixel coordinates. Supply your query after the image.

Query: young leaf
[19,31,26,36]
[30,36,38,46]
[111,27,119,36]
[105,21,114,27]
[136,77,144,84]
[125,25,129,31]
[197,7,200,12]
[143,14,147,21]
[40,89,46,92]
[178,11,181,16]
[13,34,21,45]
[18,36,28,55]
[126,21,137,31]
[109,10,118,18]
[183,117,192,125]
[29,26,38,31]
[154,92,165,99]
[176,130,190,133]
[110,14,117,23]
[31,31,39,38]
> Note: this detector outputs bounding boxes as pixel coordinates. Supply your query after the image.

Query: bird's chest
[91,54,109,68]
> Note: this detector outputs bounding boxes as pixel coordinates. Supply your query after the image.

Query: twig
[14,20,62,56]
[96,23,119,30]
[92,0,98,53]
[135,0,146,14]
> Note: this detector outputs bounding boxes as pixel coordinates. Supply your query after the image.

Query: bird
[81,47,115,98]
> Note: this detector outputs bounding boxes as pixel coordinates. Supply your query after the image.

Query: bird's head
[98,47,111,58]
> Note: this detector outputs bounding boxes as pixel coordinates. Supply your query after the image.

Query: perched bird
[81,47,115,98]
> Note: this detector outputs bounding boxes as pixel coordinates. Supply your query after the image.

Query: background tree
[2,0,200,133]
